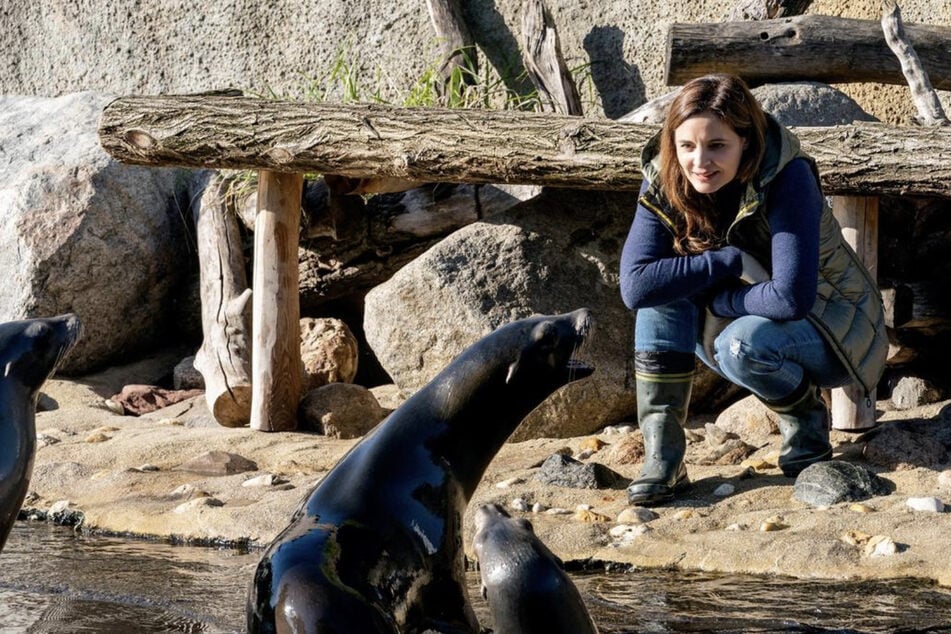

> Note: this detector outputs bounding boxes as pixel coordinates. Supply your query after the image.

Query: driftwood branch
[521,0,583,116]
[666,14,951,89]
[880,0,949,126]
[191,171,253,427]
[99,96,951,197]
[426,0,478,87]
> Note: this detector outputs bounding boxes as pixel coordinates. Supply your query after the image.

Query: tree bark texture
[880,0,949,126]
[426,0,478,85]
[191,171,253,427]
[521,0,583,116]
[99,95,951,197]
[666,14,951,90]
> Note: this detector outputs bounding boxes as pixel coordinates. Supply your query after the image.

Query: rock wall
[0,1,947,124]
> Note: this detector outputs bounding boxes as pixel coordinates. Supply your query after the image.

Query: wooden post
[251,170,304,432]
[830,196,879,431]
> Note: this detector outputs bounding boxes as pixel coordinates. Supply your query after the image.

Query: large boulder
[0,92,191,373]
[364,188,636,440]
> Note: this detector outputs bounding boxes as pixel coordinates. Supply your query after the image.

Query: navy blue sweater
[619,158,822,321]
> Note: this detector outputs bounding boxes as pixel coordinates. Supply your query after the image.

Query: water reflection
[1,523,949,633]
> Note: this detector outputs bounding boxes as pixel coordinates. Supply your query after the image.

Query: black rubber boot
[626,351,694,506]
[762,378,833,478]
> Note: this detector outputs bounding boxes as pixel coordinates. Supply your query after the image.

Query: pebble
[510,498,529,512]
[713,483,735,497]
[495,476,524,489]
[49,500,72,515]
[530,502,547,513]
[849,503,875,513]
[601,425,635,435]
[173,497,224,514]
[575,509,612,523]
[133,464,160,472]
[102,399,125,415]
[906,497,945,512]
[864,535,898,558]
[609,524,651,543]
[544,507,572,515]
[841,530,872,546]
[724,523,746,532]
[242,474,286,488]
[36,432,61,447]
[576,503,592,511]
[616,507,659,524]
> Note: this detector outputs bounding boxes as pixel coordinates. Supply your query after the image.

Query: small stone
[760,520,789,532]
[864,535,898,557]
[841,530,872,546]
[36,433,61,447]
[724,523,746,532]
[609,524,650,541]
[102,398,125,415]
[84,432,111,443]
[616,507,659,524]
[544,507,572,515]
[601,425,634,435]
[849,503,875,513]
[495,477,524,489]
[49,500,71,514]
[906,497,945,513]
[510,498,529,512]
[713,483,735,497]
[135,464,160,472]
[531,503,547,513]
[173,497,224,514]
[174,450,258,476]
[242,474,286,488]
[741,458,775,471]
[575,509,612,523]
[672,509,694,520]
[575,503,592,511]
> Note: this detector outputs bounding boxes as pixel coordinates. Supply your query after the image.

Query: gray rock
[890,376,944,410]
[534,453,625,490]
[793,461,893,507]
[863,419,951,470]
[0,92,191,373]
[173,451,258,476]
[752,82,878,126]
[173,355,205,391]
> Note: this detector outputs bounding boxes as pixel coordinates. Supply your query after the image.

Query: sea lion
[472,503,599,634]
[247,309,595,634]
[0,314,82,551]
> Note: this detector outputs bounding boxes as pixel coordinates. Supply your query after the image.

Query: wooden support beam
[251,170,304,432]
[666,14,951,89]
[830,196,879,431]
[98,96,951,198]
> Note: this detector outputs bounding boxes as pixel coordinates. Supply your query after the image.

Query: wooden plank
[830,195,879,431]
[666,14,951,89]
[251,170,304,432]
[98,96,951,198]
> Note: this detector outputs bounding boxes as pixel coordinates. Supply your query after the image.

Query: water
[1,522,950,633]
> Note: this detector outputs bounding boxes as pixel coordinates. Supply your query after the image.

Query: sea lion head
[0,314,82,397]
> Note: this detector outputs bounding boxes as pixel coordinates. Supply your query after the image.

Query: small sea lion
[473,503,599,634]
[247,309,595,633]
[0,314,82,551]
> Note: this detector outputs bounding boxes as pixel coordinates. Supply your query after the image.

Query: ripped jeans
[634,298,852,401]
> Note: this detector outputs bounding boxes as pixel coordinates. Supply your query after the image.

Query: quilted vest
[638,115,887,395]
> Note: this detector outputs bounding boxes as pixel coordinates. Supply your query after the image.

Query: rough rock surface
[0,92,191,373]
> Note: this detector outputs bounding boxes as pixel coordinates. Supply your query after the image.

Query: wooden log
[98,96,951,198]
[191,171,253,427]
[880,0,949,126]
[521,0,583,116]
[665,15,951,89]
[251,170,304,432]
[831,196,879,431]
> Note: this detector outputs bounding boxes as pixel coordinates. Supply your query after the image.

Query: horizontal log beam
[99,95,951,197]
[666,14,951,89]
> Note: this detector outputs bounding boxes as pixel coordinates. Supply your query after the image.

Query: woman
[619,74,887,506]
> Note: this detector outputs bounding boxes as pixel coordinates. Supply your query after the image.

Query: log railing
[98,96,951,432]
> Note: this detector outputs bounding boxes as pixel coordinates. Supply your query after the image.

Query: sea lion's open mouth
[566,309,595,381]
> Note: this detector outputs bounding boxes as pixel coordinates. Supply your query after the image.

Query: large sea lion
[0,314,82,551]
[247,309,595,633]
[472,503,599,634]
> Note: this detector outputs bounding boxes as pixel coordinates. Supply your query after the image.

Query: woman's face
[673,113,747,194]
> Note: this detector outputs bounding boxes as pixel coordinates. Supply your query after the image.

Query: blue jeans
[634,298,852,401]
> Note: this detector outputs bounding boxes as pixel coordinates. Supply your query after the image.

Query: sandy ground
[23,348,951,589]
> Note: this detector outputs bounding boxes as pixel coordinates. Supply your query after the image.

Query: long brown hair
[658,74,767,254]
